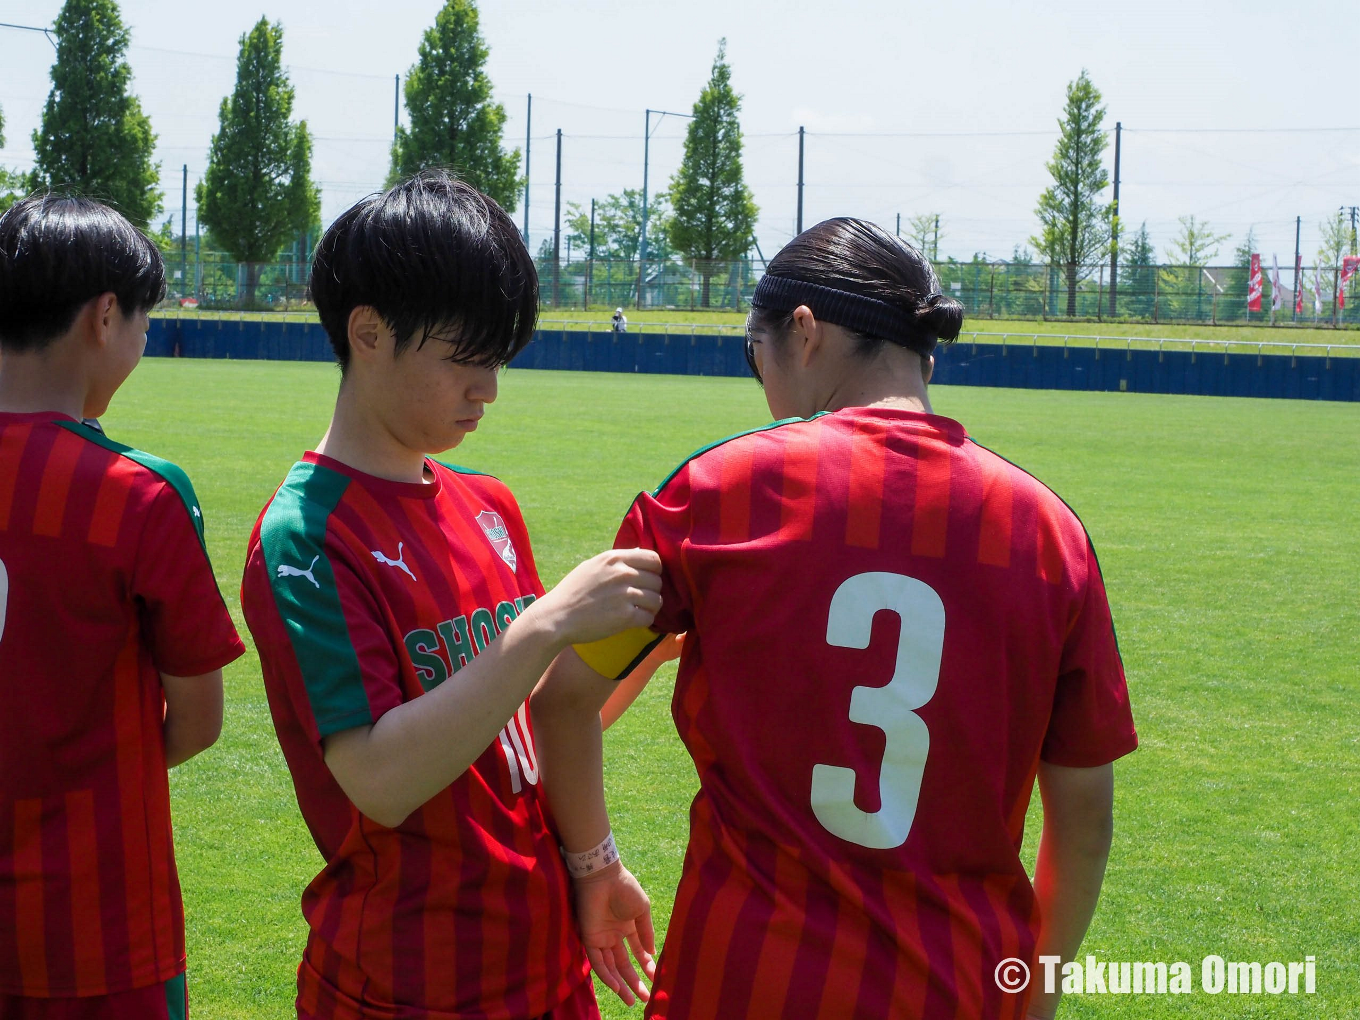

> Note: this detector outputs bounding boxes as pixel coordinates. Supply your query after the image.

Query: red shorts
[0,972,187,1020]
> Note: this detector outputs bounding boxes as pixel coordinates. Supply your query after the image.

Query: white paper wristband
[563,831,619,879]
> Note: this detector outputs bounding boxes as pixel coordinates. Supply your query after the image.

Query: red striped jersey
[239,453,593,1020]
[0,411,245,998]
[592,407,1136,1020]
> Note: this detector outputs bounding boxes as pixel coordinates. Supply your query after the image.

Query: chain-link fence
[158,248,1360,327]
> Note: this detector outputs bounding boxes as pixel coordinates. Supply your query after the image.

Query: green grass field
[100,359,1359,1018]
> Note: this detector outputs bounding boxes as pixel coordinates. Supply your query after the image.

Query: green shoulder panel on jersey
[258,460,374,738]
[650,411,832,497]
[54,419,208,548]
[432,459,494,478]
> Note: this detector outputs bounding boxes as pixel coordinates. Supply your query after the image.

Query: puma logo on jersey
[277,555,320,588]
[372,542,417,582]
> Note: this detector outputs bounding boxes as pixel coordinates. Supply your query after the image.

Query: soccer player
[239,171,665,1020]
[531,218,1138,1019]
[0,194,244,1018]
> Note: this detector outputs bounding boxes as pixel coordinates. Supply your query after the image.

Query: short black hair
[748,217,963,379]
[311,170,538,373]
[0,194,166,353]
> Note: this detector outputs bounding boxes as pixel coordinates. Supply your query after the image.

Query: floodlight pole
[553,128,562,308]
[180,165,188,295]
[393,75,399,144]
[1108,120,1121,318]
[796,126,805,235]
[587,197,596,311]
[639,107,693,308]
[523,94,532,244]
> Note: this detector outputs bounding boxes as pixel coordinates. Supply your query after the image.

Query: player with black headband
[531,217,1137,1019]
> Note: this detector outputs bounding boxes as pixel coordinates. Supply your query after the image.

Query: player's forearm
[530,654,614,852]
[1027,793,1114,1017]
[328,603,570,827]
[161,670,224,768]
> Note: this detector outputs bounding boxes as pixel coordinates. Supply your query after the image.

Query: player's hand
[542,549,664,646]
[573,861,656,1006]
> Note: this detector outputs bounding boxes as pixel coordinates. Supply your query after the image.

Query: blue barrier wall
[146,320,1360,402]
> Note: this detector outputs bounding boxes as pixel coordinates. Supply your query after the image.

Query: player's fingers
[627,929,657,983]
[636,902,656,958]
[585,946,625,1000]
[614,548,663,574]
[613,945,648,1004]
[629,588,663,614]
[628,568,663,594]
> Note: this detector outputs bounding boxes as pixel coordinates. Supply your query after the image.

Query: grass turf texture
[99,359,1358,1018]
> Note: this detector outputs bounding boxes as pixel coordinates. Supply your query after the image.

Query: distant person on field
[0,194,244,1020]
[239,171,668,1020]
[612,307,628,333]
[532,217,1137,1019]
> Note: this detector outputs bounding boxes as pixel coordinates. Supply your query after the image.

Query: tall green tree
[667,40,758,307]
[29,0,160,228]
[565,190,673,262]
[196,18,319,307]
[0,105,27,213]
[908,213,941,259]
[389,0,520,210]
[1316,209,1347,270]
[1168,215,1228,266]
[1031,69,1111,316]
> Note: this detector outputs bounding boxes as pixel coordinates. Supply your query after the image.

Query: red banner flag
[1248,254,1262,311]
[1341,256,1360,310]
[1294,255,1304,315]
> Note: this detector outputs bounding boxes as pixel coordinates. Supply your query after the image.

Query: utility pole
[180,164,188,297]
[1108,121,1121,318]
[1346,204,1358,255]
[1293,215,1302,323]
[933,215,940,261]
[896,213,901,238]
[586,197,596,311]
[796,126,805,235]
[640,107,693,308]
[393,75,399,145]
[553,128,562,309]
[523,94,531,244]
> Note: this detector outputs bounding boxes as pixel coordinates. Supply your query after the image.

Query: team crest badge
[476,510,518,571]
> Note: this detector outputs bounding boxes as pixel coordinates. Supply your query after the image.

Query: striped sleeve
[1041,539,1138,767]
[572,476,695,681]
[256,469,403,741]
[131,476,245,677]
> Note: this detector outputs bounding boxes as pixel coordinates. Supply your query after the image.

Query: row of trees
[3,0,758,308]
[1024,69,1358,317]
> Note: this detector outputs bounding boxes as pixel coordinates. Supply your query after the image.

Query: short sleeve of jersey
[572,478,695,681]
[1040,541,1138,767]
[251,529,405,744]
[131,479,245,677]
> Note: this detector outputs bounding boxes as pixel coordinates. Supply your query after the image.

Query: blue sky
[2,0,1356,264]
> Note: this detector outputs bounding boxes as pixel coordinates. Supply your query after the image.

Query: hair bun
[914,292,964,343]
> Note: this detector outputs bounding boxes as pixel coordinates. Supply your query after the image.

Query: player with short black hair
[0,193,244,1019]
[241,170,667,1020]
[532,217,1137,1019]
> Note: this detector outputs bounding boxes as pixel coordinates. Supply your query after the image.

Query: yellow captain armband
[573,627,663,681]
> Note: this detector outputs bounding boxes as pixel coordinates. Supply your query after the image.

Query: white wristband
[563,831,619,879]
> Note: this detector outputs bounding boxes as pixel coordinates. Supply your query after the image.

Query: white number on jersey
[810,571,945,850]
[0,557,8,645]
[498,703,540,794]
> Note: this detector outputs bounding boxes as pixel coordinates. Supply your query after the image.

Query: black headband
[750,274,937,354]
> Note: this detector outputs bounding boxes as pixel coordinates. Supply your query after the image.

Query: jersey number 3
[811,572,945,850]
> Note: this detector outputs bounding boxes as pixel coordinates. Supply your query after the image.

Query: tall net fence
[160,245,1360,327]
